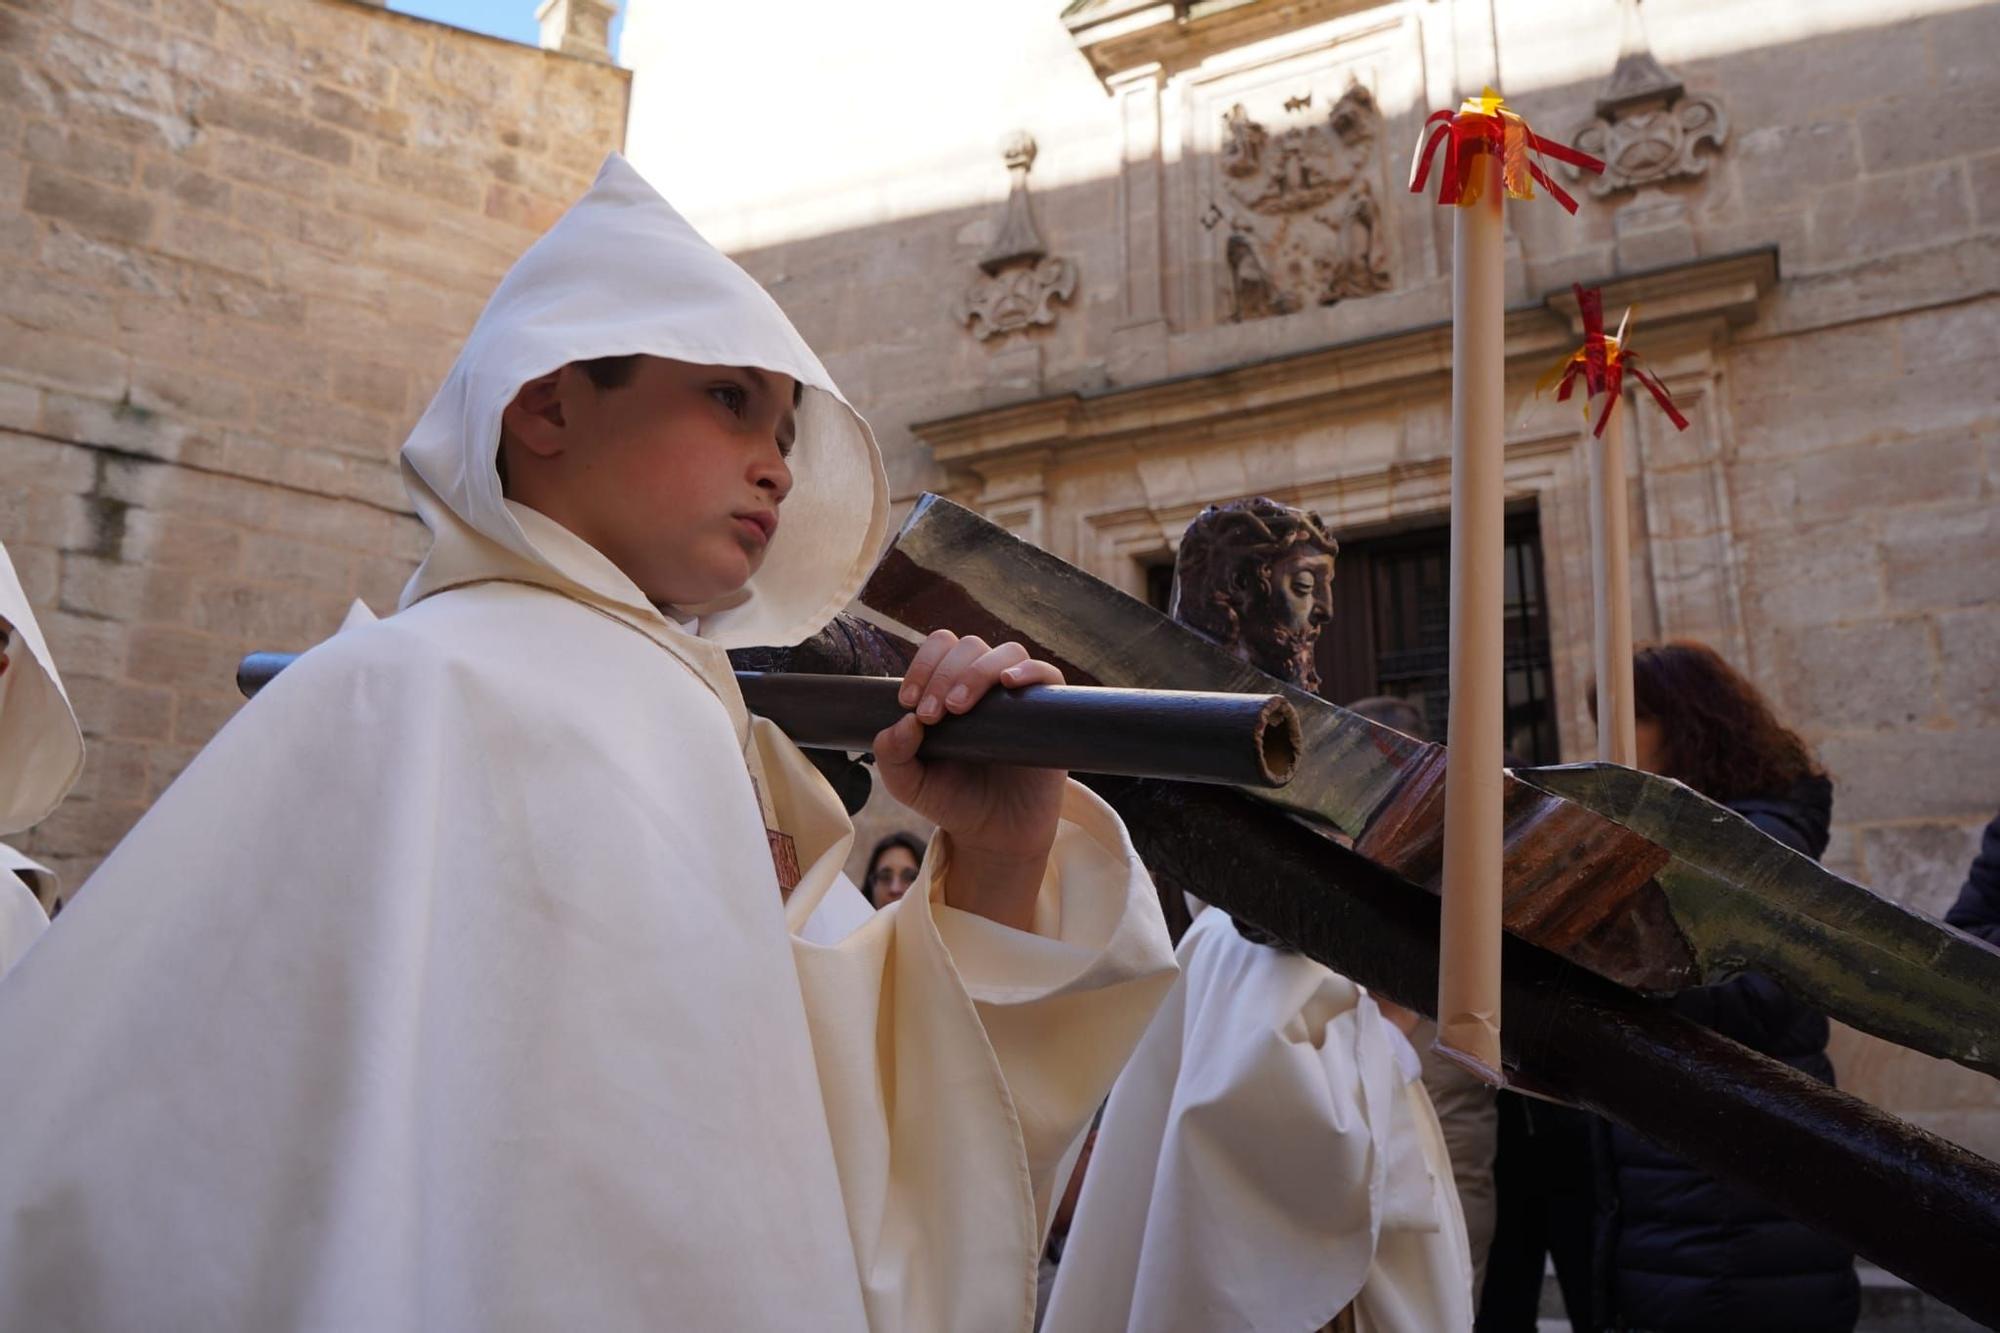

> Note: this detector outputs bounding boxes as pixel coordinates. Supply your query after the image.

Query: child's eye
[710,384,748,416]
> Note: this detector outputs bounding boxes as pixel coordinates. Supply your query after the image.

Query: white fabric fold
[0,535,84,974]
[796,782,1175,1325]
[797,873,876,945]
[1043,909,1473,1333]
[0,538,83,838]
[0,845,50,977]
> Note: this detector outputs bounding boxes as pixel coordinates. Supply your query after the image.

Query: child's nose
[752,448,792,501]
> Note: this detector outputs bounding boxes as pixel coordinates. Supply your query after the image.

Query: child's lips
[734,511,777,545]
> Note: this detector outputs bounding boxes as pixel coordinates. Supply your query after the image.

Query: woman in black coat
[1594,642,1860,1333]
[1944,810,2000,947]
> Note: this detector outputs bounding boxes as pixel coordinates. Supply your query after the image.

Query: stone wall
[623,0,2000,1151]
[0,0,628,890]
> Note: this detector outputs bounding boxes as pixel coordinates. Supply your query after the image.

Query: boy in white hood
[0,155,1176,1331]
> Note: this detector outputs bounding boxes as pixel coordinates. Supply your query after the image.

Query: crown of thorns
[1170,498,1337,644]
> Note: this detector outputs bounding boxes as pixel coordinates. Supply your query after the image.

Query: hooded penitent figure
[0,536,85,974]
[0,155,1175,1331]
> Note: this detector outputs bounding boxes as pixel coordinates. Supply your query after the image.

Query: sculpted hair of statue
[1169,496,1339,692]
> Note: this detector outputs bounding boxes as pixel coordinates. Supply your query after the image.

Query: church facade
[620,0,2000,1155]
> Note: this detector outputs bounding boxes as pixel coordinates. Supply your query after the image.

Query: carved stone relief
[1571,84,1727,196]
[954,133,1079,341]
[1566,3,1728,196]
[1205,84,1392,323]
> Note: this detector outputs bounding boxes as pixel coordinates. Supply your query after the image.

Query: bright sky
[387,0,626,58]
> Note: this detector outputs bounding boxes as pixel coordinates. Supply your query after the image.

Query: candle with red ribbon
[1542,284,1689,768]
[1411,90,1603,1087]
[1408,88,1606,214]
[1539,282,1691,438]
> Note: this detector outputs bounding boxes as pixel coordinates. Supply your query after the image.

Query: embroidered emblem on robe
[768,828,801,892]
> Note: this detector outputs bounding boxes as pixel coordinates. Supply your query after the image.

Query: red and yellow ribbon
[1408,88,1605,214]
[1538,283,1690,437]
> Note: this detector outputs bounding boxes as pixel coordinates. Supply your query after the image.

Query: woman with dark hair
[1593,641,1859,1333]
[863,831,925,908]
[1945,810,2000,947]
[1624,641,1828,815]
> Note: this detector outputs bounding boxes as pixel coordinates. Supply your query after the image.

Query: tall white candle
[1437,144,1506,1083]
[1589,387,1637,766]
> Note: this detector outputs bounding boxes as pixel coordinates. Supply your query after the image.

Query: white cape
[0,536,84,841]
[1043,909,1473,1333]
[0,845,51,976]
[0,155,1177,1331]
[0,534,85,968]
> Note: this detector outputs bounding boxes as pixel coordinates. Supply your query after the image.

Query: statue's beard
[1244,618,1323,693]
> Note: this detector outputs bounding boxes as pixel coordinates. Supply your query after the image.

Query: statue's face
[1270,548,1335,637]
[1242,546,1335,684]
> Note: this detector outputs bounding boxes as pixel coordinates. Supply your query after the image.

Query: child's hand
[872,630,1068,931]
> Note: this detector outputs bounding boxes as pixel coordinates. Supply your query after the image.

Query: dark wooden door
[1316,511,1559,763]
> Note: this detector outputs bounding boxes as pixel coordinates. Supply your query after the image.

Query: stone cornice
[916,248,1778,476]
[1064,0,1391,85]
[1546,248,1777,336]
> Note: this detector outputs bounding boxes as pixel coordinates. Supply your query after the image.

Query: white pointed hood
[399,153,888,651]
[0,539,84,836]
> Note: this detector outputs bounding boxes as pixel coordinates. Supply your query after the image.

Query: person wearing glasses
[864,831,925,908]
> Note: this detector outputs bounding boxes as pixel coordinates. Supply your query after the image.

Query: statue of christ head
[1169,497,1338,692]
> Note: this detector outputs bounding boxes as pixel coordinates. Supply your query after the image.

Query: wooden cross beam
[744,602,2000,1325]
[860,496,2000,1083]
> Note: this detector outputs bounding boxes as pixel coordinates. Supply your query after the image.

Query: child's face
[502,356,797,608]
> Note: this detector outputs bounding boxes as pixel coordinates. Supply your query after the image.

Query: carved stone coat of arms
[1213,85,1393,323]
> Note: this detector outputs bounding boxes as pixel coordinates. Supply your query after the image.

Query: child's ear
[502,368,568,459]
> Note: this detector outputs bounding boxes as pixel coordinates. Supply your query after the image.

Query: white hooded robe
[1042,908,1474,1333]
[0,155,1176,1332]
[0,534,85,971]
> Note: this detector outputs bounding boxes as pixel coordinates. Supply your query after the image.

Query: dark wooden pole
[234,653,1301,790]
[736,672,1297,787]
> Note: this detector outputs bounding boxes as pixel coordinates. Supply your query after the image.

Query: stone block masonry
[0,0,629,887]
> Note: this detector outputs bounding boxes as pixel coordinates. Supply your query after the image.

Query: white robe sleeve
[927,783,1180,1233]
[791,781,1177,1329]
